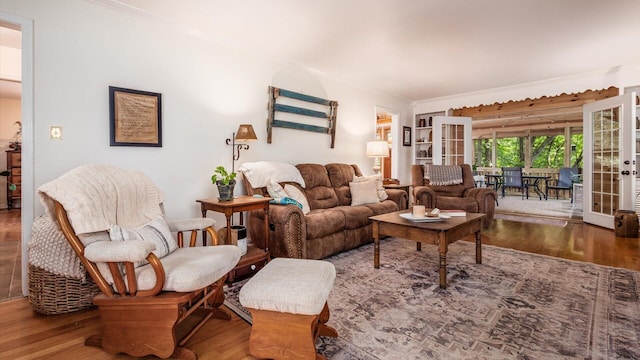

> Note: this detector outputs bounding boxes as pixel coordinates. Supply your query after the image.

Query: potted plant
[211,166,237,201]
[0,170,16,192]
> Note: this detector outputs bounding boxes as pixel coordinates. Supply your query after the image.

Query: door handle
[621,170,630,175]
[624,160,630,165]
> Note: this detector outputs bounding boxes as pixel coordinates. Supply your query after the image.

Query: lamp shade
[366,141,389,157]
[235,124,257,141]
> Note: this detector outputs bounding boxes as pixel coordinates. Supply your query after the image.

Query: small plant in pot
[1,170,16,191]
[211,166,237,201]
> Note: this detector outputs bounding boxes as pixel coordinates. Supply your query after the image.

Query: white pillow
[352,174,388,201]
[284,184,310,215]
[239,161,306,188]
[266,179,288,199]
[349,179,380,206]
[109,217,177,267]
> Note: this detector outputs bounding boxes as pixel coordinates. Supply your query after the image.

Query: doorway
[375,107,399,180]
[0,13,34,299]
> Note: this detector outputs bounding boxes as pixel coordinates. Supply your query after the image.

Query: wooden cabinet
[414,112,472,166]
[6,151,21,209]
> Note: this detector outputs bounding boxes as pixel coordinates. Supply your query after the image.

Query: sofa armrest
[247,204,307,258]
[385,189,409,210]
[463,187,498,228]
[413,185,437,208]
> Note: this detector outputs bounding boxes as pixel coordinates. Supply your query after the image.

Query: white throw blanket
[238,161,306,188]
[38,164,165,235]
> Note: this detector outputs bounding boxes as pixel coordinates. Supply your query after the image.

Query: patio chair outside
[501,167,529,199]
[545,167,579,202]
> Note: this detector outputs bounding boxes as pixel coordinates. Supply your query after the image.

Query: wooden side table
[383,183,410,194]
[196,196,271,283]
[383,183,411,206]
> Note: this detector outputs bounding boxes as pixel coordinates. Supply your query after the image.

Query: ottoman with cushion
[239,257,337,360]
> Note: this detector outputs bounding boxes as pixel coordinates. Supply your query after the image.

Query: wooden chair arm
[93,252,165,297]
[175,225,219,247]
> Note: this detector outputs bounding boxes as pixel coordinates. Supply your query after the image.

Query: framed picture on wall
[109,86,162,147]
[402,126,411,147]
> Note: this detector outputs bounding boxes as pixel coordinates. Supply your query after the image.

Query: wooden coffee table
[370,210,486,289]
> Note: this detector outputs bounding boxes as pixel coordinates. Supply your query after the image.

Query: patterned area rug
[224,238,640,359]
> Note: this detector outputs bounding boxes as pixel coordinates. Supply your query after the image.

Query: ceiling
[99,0,640,101]
[2,1,640,102]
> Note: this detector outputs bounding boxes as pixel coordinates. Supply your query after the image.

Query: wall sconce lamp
[366,140,390,174]
[226,124,258,173]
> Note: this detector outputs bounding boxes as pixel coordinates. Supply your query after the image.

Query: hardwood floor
[0,209,21,300]
[0,217,638,359]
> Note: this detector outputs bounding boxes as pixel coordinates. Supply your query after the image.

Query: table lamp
[226,124,257,173]
[366,140,390,174]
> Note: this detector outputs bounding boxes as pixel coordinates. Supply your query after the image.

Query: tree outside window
[474,132,583,170]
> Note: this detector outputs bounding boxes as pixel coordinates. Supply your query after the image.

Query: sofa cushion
[365,199,400,215]
[349,180,380,206]
[428,183,466,197]
[136,245,241,292]
[435,196,480,213]
[326,163,357,206]
[326,163,356,188]
[335,206,374,229]
[297,164,339,209]
[304,209,345,240]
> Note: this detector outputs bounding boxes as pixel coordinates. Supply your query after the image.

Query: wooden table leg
[225,214,232,243]
[373,221,380,269]
[200,205,208,246]
[475,231,482,264]
[438,232,447,289]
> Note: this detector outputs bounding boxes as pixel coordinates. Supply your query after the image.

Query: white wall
[1,0,412,225]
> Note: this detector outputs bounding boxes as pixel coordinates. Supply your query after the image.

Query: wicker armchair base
[28,264,100,315]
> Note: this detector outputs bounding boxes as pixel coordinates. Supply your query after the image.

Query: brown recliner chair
[411,164,497,229]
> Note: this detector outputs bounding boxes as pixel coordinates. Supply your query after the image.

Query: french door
[432,116,472,165]
[583,92,636,229]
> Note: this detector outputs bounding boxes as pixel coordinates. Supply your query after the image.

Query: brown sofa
[411,164,497,229]
[243,163,409,259]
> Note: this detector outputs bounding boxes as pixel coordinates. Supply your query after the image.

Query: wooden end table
[383,183,411,205]
[196,196,271,283]
[370,210,485,289]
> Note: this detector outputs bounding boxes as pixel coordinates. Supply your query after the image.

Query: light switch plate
[50,125,63,140]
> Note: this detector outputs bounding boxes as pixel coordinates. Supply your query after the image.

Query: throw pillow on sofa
[267,179,288,199]
[352,174,388,201]
[284,184,310,215]
[349,179,380,206]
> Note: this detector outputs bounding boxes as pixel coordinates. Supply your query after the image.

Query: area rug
[224,239,640,359]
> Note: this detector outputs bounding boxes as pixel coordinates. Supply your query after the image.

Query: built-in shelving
[413,112,472,166]
[413,111,444,166]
